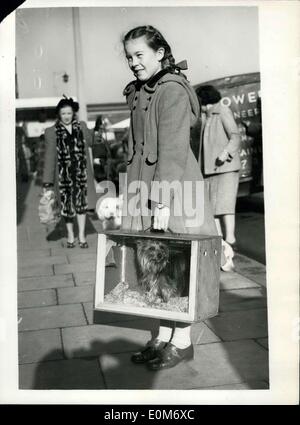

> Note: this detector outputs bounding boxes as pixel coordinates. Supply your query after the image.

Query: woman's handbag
[38,189,60,225]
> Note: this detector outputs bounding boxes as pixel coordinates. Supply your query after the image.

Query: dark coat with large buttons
[43,121,97,211]
[121,71,217,236]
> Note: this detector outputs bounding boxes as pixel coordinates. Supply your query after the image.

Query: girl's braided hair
[123,25,185,76]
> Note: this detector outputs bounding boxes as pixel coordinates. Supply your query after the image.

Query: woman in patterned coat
[43,98,96,248]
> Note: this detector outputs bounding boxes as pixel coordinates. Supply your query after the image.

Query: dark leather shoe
[147,343,194,371]
[131,339,167,364]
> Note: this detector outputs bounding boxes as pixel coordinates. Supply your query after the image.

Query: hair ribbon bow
[174,60,188,71]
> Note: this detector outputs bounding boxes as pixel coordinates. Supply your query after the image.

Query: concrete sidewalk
[17,179,269,390]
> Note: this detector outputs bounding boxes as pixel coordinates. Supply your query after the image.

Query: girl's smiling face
[124,36,164,82]
[59,106,73,125]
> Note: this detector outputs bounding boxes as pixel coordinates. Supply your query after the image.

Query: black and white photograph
[0,0,299,404]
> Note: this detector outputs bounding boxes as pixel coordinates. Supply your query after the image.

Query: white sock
[170,325,192,349]
[156,325,173,343]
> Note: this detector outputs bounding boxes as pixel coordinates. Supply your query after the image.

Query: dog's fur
[96,195,123,230]
[136,239,186,303]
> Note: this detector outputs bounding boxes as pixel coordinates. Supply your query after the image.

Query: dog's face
[96,196,122,230]
[136,240,169,275]
[136,240,187,303]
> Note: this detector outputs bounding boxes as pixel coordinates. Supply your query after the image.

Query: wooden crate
[94,230,222,323]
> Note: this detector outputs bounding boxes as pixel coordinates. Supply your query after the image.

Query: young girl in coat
[121,25,218,370]
[43,97,96,248]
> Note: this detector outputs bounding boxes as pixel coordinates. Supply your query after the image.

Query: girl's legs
[76,213,87,243]
[153,321,192,348]
[147,322,193,370]
[65,218,75,244]
[156,320,174,343]
[131,320,173,364]
[170,323,192,349]
[223,213,236,245]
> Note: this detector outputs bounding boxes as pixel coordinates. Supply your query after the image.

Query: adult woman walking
[121,25,218,370]
[196,85,241,251]
[43,97,96,248]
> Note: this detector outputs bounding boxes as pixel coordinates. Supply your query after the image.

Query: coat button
[133,106,136,110]
[147,97,152,101]
[144,107,148,111]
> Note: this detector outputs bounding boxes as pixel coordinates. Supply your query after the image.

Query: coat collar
[123,61,189,95]
[122,71,170,95]
[143,69,170,92]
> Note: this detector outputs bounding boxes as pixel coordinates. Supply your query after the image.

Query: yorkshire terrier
[136,239,186,304]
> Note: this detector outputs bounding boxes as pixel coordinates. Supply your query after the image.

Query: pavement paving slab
[19,329,64,364]
[51,248,96,258]
[21,240,64,250]
[73,271,96,286]
[17,228,29,240]
[61,324,152,358]
[100,339,269,389]
[54,261,96,275]
[219,287,267,312]
[19,358,105,389]
[18,248,51,258]
[57,285,94,305]
[18,255,68,268]
[18,289,57,309]
[205,380,269,390]
[234,254,266,287]
[18,264,54,278]
[18,274,74,291]
[18,304,87,331]
[235,253,266,270]
[191,322,221,345]
[220,271,260,290]
[67,253,97,264]
[205,309,268,341]
[256,337,269,350]
[237,270,266,287]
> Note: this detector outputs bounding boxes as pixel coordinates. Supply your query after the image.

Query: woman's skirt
[204,171,239,216]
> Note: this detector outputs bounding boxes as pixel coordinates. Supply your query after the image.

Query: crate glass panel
[94,231,221,323]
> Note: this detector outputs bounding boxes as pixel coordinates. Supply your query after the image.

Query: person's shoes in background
[221,240,235,272]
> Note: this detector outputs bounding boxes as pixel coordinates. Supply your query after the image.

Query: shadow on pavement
[235,195,266,264]
[22,288,269,390]
[94,288,269,390]
[16,178,32,225]
[46,214,98,242]
[30,339,156,390]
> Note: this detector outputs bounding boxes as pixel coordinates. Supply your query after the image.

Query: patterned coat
[43,121,96,210]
